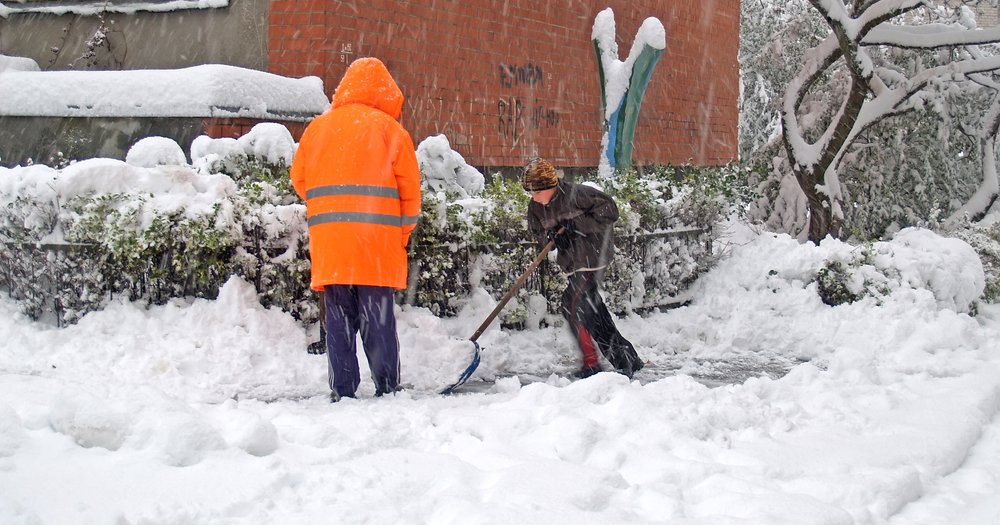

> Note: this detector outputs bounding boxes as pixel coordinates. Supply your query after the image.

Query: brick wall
[202,117,309,140]
[269,0,739,168]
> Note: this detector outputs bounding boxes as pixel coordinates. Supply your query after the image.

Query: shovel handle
[469,230,561,343]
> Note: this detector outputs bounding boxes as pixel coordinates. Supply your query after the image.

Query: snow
[416,134,485,197]
[0,54,39,72]
[234,122,296,167]
[0,0,228,18]
[1,7,1000,521]
[0,63,329,121]
[125,136,188,168]
[0,157,237,244]
[2,214,1000,523]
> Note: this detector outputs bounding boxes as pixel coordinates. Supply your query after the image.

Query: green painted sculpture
[592,8,665,172]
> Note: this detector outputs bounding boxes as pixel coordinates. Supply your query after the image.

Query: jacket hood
[331,57,404,119]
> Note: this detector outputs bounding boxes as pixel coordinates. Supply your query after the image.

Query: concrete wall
[0,0,268,70]
[268,0,740,169]
[0,116,205,167]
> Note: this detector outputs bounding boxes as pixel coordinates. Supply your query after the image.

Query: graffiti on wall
[497,62,560,144]
[498,63,543,88]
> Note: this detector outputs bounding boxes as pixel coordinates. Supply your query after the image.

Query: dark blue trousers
[324,284,400,397]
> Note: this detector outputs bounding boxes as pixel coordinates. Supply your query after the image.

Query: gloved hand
[547,220,575,251]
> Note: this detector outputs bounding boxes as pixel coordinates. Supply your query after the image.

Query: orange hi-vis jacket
[290,58,421,290]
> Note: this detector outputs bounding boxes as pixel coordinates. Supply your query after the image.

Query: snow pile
[874,228,985,312]
[417,134,485,197]
[0,225,999,523]
[698,228,984,320]
[190,136,242,173]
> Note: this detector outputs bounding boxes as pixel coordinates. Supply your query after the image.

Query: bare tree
[781,0,1000,241]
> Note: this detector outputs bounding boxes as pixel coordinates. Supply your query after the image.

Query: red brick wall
[203,118,308,141]
[268,0,738,168]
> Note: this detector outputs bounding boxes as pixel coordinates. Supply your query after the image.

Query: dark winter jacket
[526,180,619,274]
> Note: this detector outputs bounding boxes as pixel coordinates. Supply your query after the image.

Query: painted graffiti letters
[530,106,559,129]
[498,63,544,88]
[498,97,523,142]
[498,97,560,143]
[496,61,559,144]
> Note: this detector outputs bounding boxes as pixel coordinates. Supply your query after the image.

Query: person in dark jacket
[523,157,644,379]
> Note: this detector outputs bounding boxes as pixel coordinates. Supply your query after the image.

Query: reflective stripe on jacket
[290,58,421,290]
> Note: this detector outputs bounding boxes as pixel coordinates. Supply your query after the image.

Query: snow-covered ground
[1,221,998,524]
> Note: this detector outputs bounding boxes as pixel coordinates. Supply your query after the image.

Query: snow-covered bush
[0,128,720,326]
[410,161,728,322]
[816,228,985,313]
[592,164,756,311]
[0,135,310,325]
[417,135,484,198]
[192,124,297,202]
[951,222,1000,304]
[124,136,187,168]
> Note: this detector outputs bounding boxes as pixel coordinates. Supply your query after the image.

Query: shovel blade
[439,341,481,395]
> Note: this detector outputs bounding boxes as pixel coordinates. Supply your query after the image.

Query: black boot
[375,385,403,397]
[330,391,355,403]
[308,325,327,355]
[618,359,644,379]
[572,365,603,379]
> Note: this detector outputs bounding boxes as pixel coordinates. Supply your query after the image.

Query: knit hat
[522,157,559,191]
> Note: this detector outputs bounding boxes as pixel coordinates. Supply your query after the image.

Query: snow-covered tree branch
[780,0,1000,241]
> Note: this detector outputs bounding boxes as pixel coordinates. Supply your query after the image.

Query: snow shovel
[439,232,560,394]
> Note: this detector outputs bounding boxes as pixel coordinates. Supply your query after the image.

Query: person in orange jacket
[291,57,421,402]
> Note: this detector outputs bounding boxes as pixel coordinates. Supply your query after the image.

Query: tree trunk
[794,167,842,242]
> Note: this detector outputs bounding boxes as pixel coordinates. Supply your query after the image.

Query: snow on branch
[864,24,1000,49]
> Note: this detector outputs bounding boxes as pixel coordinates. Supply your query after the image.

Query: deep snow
[1,221,999,525]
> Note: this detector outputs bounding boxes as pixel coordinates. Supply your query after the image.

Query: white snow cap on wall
[0,64,329,121]
[0,54,39,72]
[0,0,229,17]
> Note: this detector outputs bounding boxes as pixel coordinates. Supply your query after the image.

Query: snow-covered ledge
[0,63,330,121]
[0,0,228,18]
